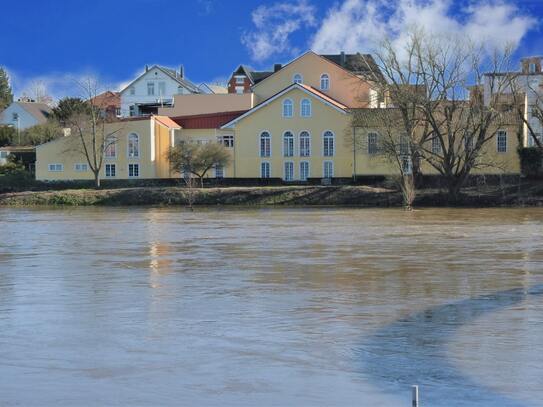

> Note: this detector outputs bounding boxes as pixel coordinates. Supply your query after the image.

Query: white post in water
[412,385,419,407]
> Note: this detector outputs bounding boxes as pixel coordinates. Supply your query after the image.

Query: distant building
[119,65,201,117]
[0,101,52,130]
[483,56,543,147]
[227,65,274,94]
[91,91,121,119]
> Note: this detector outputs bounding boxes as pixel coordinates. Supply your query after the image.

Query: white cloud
[242,0,317,61]
[5,67,130,104]
[310,0,536,54]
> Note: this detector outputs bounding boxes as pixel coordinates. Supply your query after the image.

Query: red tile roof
[172,110,247,129]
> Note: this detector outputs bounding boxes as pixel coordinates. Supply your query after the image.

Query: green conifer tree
[0,67,14,110]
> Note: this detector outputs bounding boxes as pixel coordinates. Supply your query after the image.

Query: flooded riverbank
[0,207,542,406]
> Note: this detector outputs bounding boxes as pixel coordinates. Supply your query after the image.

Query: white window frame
[234,75,245,85]
[300,98,312,117]
[105,137,117,158]
[0,151,8,159]
[323,160,334,178]
[158,81,166,96]
[283,161,294,181]
[368,132,379,155]
[299,131,311,157]
[128,133,140,158]
[282,99,293,118]
[293,73,303,84]
[105,163,116,178]
[260,161,271,178]
[300,161,310,181]
[322,130,335,157]
[320,73,330,91]
[497,130,507,153]
[128,163,140,178]
[48,163,63,172]
[147,82,155,96]
[74,163,88,172]
[235,86,244,94]
[529,63,536,73]
[283,131,295,157]
[259,131,271,157]
[214,165,225,178]
[431,136,441,154]
[219,134,234,148]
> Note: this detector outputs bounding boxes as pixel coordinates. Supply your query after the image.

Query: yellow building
[35,50,521,182]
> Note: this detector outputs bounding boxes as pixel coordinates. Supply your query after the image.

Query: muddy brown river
[0,207,542,406]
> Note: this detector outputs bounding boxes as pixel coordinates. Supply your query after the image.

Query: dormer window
[320,74,330,90]
[293,73,303,84]
[529,63,537,74]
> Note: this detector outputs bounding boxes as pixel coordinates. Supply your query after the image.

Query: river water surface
[0,207,542,406]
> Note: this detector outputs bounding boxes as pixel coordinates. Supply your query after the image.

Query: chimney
[340,51,346,67]
[145,64,149,72]
[274,63,282,72]
[179,65,184,78]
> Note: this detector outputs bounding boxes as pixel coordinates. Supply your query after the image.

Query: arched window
[299,131,311,157]
[293,73,303,84]
[320,74,330,90]
[128,133,139,158]
[105,136,116,158]
[260,131,271,157]
[282,99,293,117]
[323,131,334,157]
[283,131,294,157]
[300,99,311,117]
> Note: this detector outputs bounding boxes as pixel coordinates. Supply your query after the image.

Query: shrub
[19,122,63,146]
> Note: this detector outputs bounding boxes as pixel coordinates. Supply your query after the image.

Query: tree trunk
[94,171,101,189]
[199,176,204,188]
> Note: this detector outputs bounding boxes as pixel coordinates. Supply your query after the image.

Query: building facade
[119,65,201,117]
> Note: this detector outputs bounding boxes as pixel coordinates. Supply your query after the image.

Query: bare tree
[167,138,230,188]
[63,77,123,188]
[350,109,418,208]
[359,28,515,201]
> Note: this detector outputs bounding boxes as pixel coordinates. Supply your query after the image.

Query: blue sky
[1,0,542,100]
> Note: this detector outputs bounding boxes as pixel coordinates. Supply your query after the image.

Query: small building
[0,146,36,172]
[227,65,274,94]
[0,101,52,130]
[119,65,201,117]
[91,91,121,119]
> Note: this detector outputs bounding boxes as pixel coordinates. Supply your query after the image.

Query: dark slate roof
[233,65,273,85]
[321,53,384,81]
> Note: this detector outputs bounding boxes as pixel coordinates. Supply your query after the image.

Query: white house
[119,65,201,117]
[483,56,543,147]
[0,101,52,130]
